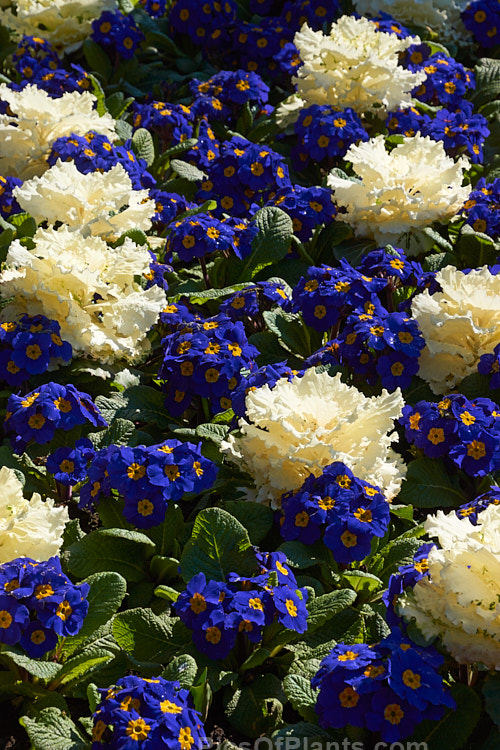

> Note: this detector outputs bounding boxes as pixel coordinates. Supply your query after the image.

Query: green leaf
[170,159,206,182]
[113,608,191,663]
[161,654,198,688]
[398,457,468,508]
[307,589,357,632]
[146,503,184,557]
[459,372,498,400]
[341,570,383,594]
[0,649,61,682]
[131,128,155,167]
[472,58,500,107]
[48,650,113,692]
[273,721,334,745]
[455,224,498,266]
[263,309,313,358]
[154,584,180,602]
[63,528,155,582]
[278,541,323,570]
[82,40,112,81]
[370,534,425,582]
[236,206,293,281]
[95,386,171,428]
[240,647,271,672]
[180,507,256,582]
[159,138,198,162]
[10,212,37,238]
[283,674,319,724]
[115,119,133,140]
[224,674,285,738]
[410,683,481,750]
[483,673,500,728]
[105,92,134,120]
[20,708,88,750]
[195,422,229,445]
[88,418,136,448]
[62,572,126,656]
[149,556,179,584]
[222,501,273,544]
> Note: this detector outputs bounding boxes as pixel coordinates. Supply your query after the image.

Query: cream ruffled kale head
[221,369,406,509]
[327,134,471,248]
[0,225,167,364]
[276,15,425,124]
[0,85,117,180]
[14,160,155,240]
[398,505,500,670]
[0,0,117,52]
[0,466,68,563]
[411,265,500,394]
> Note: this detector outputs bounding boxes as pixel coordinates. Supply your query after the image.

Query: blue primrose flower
[0,557,89,656]
[4,382,107,454]
[91,675,206,748]
[312,628,454,742]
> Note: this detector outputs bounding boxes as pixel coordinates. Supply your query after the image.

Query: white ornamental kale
[14,161,155,240]
[0,225,167,364]
[0,0,117,52]
[0,466,68,563]
[399,505,500,670]
[221,368,406,509]
[0,84,117,180]
[327,134,471,247]
[276,15,425,124]
[411,265,500,394]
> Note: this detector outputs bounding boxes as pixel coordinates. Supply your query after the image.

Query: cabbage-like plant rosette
[411,265,500,394]
[221,368,406,509]
[327,134,471,249]
[276,15,426,126]
[398,505,500,670]
[0,225,167,364]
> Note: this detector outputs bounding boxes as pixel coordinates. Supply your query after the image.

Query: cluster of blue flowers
[132,100,193,147]
[174,551,309,660]
[383,544,434,626]
[0,556,89,657]
[401,394,500,476]
[386,102,489,163]
[334,309,425,390]
[11,35,91,97]
[48,132,155,190]
[312,627,455,742]
[293,248,432,335]
[293,105,368,169]
[79,440,218,527]
[229,361,300,416]
[461,177,500,237]
[91,675,206,748]
[0,315,72,386]
[165,213,235,263]
[169,0,340,80]
[280,462,390,563]
[158,312,259,415]
[409,50,475,107]
[455,484,500,524]
[195,135,291,218]
[91,10,144,59]
[0,174,22,219]
[219,281,292,325]
[478,340,500,385]
[462,0,500,47]
[189,69,270,120]
[46,438,95,487]
[4,383,107,454]
[265,185,337,242]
